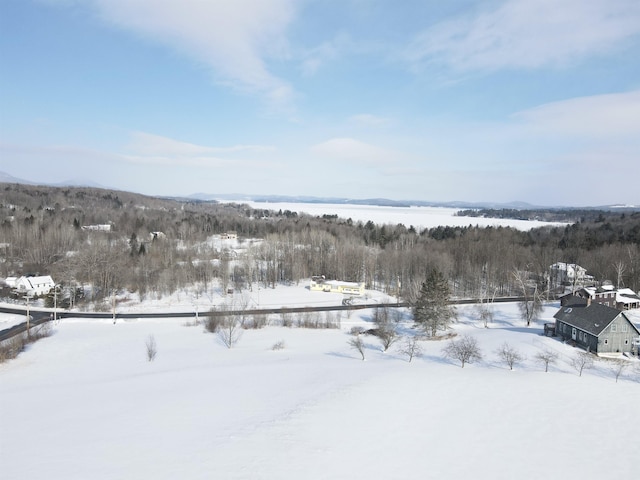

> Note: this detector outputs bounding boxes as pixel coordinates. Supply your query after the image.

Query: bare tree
[377,324,399,352]
[398,336,423,363]
[496,342,524,370]
[443,335,482,368]
[475,286,497,328]
[534,348,558,372]
[570,351,594,377]
[512,268,544,327]
[610,359,629,383]
[474,303,494,329]
[145,334,157,362]
[374,305,398,352]
[218,317,242,349]
[348,335,366,361]
[613,261,626,288]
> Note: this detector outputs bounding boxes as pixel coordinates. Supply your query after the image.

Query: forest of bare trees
[1,183,639,309]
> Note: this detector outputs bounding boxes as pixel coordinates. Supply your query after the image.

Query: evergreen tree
[412,268,456,337]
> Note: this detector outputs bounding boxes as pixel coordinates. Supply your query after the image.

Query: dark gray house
[554,302,640,355]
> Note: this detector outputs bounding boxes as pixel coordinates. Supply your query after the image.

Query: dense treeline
[455,207,640,224]
[1,183,639,308]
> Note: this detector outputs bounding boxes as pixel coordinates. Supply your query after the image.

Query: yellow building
[310,276,364,296]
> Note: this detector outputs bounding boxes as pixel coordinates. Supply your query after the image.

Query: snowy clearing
[0,294,637,480]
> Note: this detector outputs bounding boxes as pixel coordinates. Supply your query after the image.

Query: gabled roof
[553,302,636,336]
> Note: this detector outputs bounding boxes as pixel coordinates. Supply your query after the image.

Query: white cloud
[128,132,274,156]
[511,89,640,138]
[300,33,351,76]
[77,0,296,105]
[124,132,276,168]
[406,0,640,72]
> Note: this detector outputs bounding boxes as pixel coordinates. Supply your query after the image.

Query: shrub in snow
[570,351,594,377]
[246,313,269,329]
[443,334,482,368]
[203,314,224,333]
[607,358,630,383]
[348,335,366,361]
[217,318,242,349]
[495,342,524,370]
[349,326,364,336]
[534,348,558,372]
[398,336,423,363]
[145,334,157,362]
[271,340,285,351]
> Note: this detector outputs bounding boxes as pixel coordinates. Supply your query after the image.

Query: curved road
[0,296,530,343]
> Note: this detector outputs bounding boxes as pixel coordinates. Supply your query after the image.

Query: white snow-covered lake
[225,201,568,231]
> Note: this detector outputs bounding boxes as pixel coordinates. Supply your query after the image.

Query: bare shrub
[350,326,365,336]
[271,340,286,351]
[609,359,630,383]
[0,325,52,364]
[0,335,26,363]
[378,324,399,352]
[496,342,524,370]
[296,310,315,328]
[474,303,494,328]
[203,311,224,333]
[246,313,269,329]
[145,334,157,362]
[29,323,52,342]
[348,335,366,361]
[443,334,482,368]
[218,317,242,349]
[323,311,341,329]
[570,351,594,377]
[534,348,558,372]
[280,308,294,327]
[398,336,423,363]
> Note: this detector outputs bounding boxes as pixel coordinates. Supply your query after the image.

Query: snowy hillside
[1,292,637,480]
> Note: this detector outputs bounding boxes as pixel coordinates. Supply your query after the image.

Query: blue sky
[1,0,639,206]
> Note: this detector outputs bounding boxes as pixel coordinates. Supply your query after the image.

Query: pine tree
[412,268,456,337]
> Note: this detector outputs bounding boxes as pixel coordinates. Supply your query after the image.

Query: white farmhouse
[550,262,592,288]
[12,275,56,297]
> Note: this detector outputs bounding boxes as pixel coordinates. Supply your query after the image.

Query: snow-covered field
[229,201,568,231]
[1,285,637,480]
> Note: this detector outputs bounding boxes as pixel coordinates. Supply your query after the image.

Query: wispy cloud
[124,132,276,168]
[61,0,297,107]
[300,33,350,76]
[511,89,640,138]
[406,0,640,72]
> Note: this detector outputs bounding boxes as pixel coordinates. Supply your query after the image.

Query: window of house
[604,338,609,345]
[624,339,629,345]
[622,324,628,333]
[611,324,617,333]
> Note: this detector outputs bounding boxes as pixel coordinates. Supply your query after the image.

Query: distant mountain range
[0,171,105,190]
[1,170,637,211]
[188,192,542,210]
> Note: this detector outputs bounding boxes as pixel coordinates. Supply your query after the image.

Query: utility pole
[25,295,31,337]
[53,284,59,321]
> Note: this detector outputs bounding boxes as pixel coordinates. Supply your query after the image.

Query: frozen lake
[227,201,568,231]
